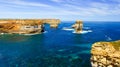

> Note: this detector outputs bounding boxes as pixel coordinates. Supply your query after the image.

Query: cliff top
[91,40,120,66]
[76,20,82,23]
[0,19,61,25]
[92,40,120,51]
[0,19,60,20]
[111,40,120,50]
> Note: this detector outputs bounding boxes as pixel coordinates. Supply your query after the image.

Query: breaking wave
[62,27,74,31]
[83,27,91,29]
[105,35,112,41]
[73,30,93,34]
[20,33,40,36]
[43,31,48,33]
[19,31,48,36]
[62,27,92,34]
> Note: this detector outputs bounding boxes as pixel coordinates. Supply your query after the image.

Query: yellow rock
[91,40,120,67]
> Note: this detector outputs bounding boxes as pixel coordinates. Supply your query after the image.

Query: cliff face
[0,20,43,34]
[0,19,60,34]
[72,20,83,33]
[0,22,21,33]
[91,40,120,67]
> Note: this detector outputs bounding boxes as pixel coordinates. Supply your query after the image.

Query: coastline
[91,40,120,67]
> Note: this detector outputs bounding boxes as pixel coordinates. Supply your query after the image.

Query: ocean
[0,21,120,67]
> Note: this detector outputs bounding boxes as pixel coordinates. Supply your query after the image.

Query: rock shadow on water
[0,34,30,43]
[0,34,44,43]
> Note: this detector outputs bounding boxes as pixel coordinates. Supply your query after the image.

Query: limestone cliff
[91,40,120,67]
[0,19,60,34]
[72,20,83,33]
[0,20,44,34]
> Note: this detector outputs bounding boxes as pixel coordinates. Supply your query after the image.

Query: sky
[0,0,120,21]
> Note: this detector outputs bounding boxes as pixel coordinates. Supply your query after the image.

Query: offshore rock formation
[0,19,60,34]
[72,20,83,33]
[91,40,120,67]
[43,19,60,28]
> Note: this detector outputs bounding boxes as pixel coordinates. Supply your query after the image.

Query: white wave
[81,30,92,34]
[43,31,48,33]
[83,27,90,29]
[108,37,112,40]
[20,33,40,36]
[19,31,48,36]
[62,27,74,31]
[0,33,4,35]
[105,35,112,41]
[73,30,92,34]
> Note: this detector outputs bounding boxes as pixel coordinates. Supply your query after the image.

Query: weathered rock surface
[43,19,60,28]
[72,20,83,33]
[91,40,120,67]
[0,19,60,34]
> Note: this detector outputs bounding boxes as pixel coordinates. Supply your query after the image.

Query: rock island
[72,20,83,33]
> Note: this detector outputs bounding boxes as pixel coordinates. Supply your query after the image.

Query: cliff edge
[91,40,120,67]
[0,19,60,34]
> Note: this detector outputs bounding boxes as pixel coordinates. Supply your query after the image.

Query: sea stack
[72,20,83,33]
[91,40,120,67]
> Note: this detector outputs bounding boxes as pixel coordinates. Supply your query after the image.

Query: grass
[111,41,120,50]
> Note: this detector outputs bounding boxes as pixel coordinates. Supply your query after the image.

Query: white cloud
[0,0,52,7]
[0,0,120,21]
[50,0,64,3]
[63,1,120,16]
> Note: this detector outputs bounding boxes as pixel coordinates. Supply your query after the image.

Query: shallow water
[0,21,120,67]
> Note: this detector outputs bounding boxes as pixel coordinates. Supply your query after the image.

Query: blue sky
[0,0,120,21]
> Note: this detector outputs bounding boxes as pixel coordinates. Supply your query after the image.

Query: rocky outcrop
[72,20,83,33]
[91,40,120,67]
[0,19,60,34]
[42,19,60,28]
[0,20,44,34]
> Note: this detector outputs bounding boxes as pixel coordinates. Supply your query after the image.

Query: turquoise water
[0,21,120,67]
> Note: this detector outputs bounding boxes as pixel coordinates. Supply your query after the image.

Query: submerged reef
[8,55,86,67]
[91,40,120,67]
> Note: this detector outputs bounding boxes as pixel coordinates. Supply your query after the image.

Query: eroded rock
[91,40,120,67]
[72,20,83,33]
[0,19,61,34]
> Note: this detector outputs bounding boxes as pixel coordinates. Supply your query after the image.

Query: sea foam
[105,35,112,41]
[62,27,74,31]
[62,27,92,34]
[43,31,48,33]
[83,27,91,29]
[73,30,92,34]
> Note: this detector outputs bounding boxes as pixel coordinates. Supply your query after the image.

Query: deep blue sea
[0,21,120,67]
